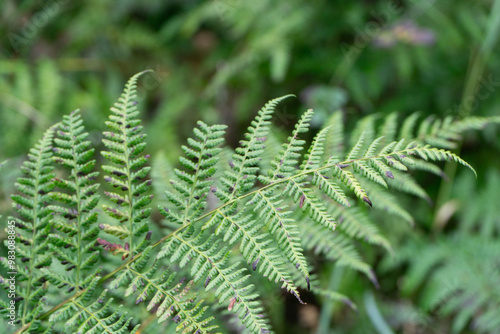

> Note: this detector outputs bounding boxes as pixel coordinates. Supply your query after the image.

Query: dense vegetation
[1,1,500,333]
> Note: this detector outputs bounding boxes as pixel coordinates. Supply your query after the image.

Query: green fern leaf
[45,109,101,292]
[159,121,227,225]
[7,126,56,325]
[101,71,154,256]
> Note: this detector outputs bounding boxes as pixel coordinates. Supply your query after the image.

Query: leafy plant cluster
[378,168,500,334]
[0,72,497,334]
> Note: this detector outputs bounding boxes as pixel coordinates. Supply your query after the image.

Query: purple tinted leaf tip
[363,196,372,207]
[385,170,394,179]
[252,258,260,271]
[369,269,380,289]
[343,298,356,311]
[291,290,306,304]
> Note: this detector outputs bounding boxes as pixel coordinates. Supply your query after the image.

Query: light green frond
[300,222,377,286]
[110,247,217,333]
[206,209,303,302]
[378,112,398,146]
[265,108,314,181]
[158,230,270,334]
[323,110,344,158]
[51,279,139,334]
[349,114,377,151]
[218,94,293,202]
[251,188,310,289]
[48,109,101,292]
[101,71,153,256]
[159,122,227,225]
[301,125,333,171]
[332,206,392,254]
[8,125,56,325]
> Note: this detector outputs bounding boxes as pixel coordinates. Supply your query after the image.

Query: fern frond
[159,121,227,225]
[250,187,311,290]
[7,126,56,325]
[265,108,314,181]
[333,205,392,254]
[50,278,140,334]
[300,222,376,285]
[158,230,270,334]
[349,114,377,153]
[400,113,500,149]
[361,182,414,225]
[109,247,217,333]
[301,125,332,171]
[218,94,294,202]
[207,209,302,302]
[11,92,488,334]
[395,236,500,334]
[312,170,351,207]
[322,111,344,158]
[453,169,500,236]
[101,71,153,256]
[378,112,398,146]
[46,109,101,292]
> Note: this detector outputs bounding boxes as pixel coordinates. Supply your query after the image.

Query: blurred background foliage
[1,0,500,333]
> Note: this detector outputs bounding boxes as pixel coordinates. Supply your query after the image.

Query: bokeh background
[1,0,500,333]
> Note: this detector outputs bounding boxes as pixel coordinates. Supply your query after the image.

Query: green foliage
[3,126,56,330]
[46,109,101,292]
[0,72,497,334]
[382,169,500,333]
[100,71,154,257]
[50,278,140,334]
[1,1,500,332]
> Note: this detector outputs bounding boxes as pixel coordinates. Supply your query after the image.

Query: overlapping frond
[204,209,302,302]
[250,187,311,289]
[50,278,140,334]
[159,121,227,225]
[100,71,153,256]
[401,113,500,149]
[158,229,270,334]
[264,108,314,181]
[392,236,500,334]
[46,109,101,292]
[109,247,217,333]
[300,222,375,284]
[6,126,56,325]
[4,84,495,334]
[217,94,294,202]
